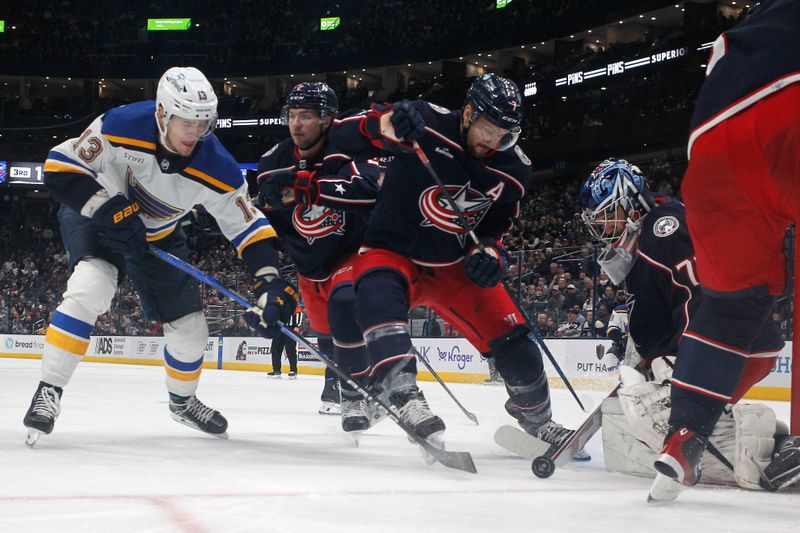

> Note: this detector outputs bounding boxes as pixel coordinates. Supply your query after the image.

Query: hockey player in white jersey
[23,67,299,445]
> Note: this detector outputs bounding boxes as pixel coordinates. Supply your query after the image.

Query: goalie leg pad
[42,258,119,387]
[617,374,671,451]
[601,396,661,477]
[163,311,208,397]
[731,403,776,489]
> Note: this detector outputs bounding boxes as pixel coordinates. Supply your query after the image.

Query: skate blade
[318,402,341,415]
[347,430,365,447]
[25,429,43,447]
[418,430,446,465]
[572,448,592,462]
[170,414,229,439]
[647,473,685,503]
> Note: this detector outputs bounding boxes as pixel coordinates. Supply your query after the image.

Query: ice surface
[1,358,797,532]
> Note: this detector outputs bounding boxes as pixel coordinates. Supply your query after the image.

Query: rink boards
[0,333,793,401]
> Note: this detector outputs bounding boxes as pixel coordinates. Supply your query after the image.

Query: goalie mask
[155,66,218,143]
[580,158,653,285]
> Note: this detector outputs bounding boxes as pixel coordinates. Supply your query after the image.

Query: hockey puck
[532,456,555,478]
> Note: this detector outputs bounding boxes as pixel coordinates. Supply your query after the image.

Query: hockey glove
[244,276,300,338]
[464,238,508,288]
[257,161,319,209]
[190,206,219,233]
[91,194,148,257]
[390,100,426,143]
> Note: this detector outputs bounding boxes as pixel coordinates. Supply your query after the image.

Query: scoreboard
[0,161,44,186]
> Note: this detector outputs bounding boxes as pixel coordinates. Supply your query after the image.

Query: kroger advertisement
[1,334,793,399]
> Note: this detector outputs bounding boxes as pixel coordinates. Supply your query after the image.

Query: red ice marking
[146,496,211,533]
[0,485,649,504]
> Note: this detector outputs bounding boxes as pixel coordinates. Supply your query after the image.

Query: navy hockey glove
[390,100,426,143]
[245,276,300,338]
[257,161,319,209]
[91,194,147,257]
[190,206,219,233]
[464,238,508,288]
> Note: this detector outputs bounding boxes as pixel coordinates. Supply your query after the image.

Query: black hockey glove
[464,238,509,288]
[390,100,426,143]
[190,205,220,233]
[257,161,319,209]
[244,276,300,338]
[91,194,148,257]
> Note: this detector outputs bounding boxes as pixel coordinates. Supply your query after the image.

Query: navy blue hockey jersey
[257,122,381,281]
[689,0,800,156]
[331,100,531,266]
[625,197,702,359]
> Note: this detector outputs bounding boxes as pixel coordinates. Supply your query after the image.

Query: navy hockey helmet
[280,82,338,125]
[580,158,654,285]
[465,73,523,150]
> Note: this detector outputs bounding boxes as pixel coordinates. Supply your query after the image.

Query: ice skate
[287,370,297,380]
[319,377,341,415]
[390,385,446,464]
[23,381,63,447]
[267,370,281,379]
[504,399,589,460]
[169,394,228,439]
[649,425,706,501]
[341,391,370,444]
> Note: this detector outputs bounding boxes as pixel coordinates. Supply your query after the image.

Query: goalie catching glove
[257,160,319,209]
[464,238,508,288]
[244,274,300,338]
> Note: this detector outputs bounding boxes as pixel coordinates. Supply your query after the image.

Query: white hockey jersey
[44,100,275,256]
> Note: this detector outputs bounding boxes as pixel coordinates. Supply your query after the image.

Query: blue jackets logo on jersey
[291,205,346,244]
[418,183,493,246]
[653,216,679,238]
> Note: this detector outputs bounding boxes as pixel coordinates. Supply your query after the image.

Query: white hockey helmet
[156,66,218,140]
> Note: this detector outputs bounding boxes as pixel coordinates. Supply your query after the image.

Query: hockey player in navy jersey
[256,82,381,432]
[644,0,800,499]
[580,158,800,498]
[23,67,298,445]
[330,73,577,453]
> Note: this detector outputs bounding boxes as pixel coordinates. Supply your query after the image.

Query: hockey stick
[415,350,479,425]
[148,246,477,474]
[410,141,587,412]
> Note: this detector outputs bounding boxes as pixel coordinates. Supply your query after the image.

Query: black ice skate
[319,378,341,415]
[503,398,589,460]
[169,393,228,439]
[23,381,63,447]
[390,386,446,462]
[340,391,370,441]
[266,370,281,379]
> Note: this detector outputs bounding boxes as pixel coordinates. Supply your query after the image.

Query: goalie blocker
[602,357,799,491]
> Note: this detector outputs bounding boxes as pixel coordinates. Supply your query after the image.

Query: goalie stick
[149,246,477,474]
